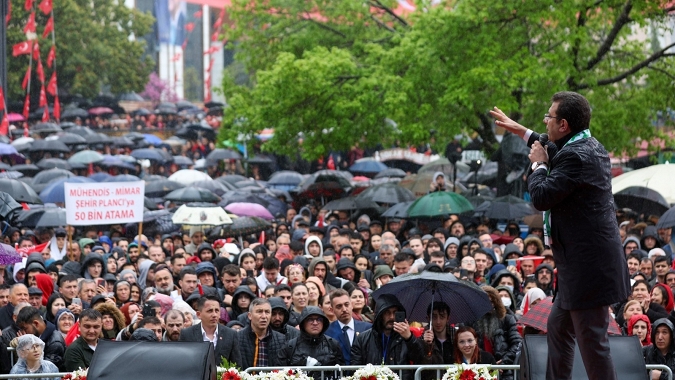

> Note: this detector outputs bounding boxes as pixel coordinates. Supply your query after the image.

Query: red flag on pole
[6,1,11,25]
[12,41,31,57]
[22,66,31,90]
[24,12,36,34]
[193,10,202,19]
[53,96,60,120]
[185,22,194,32]
[25,0,33,11]
[42,106,49,122]
[38,0,52,15]
[47,72,57,96]
[39,86,47,107]
[0,87,5,112]
[0,114,8,136]
[42,16,53,39]
[32,42,40,60]
[47,46,56,68]
[23,95,30,119]
[211,31,219,42]
[36,60,45,83]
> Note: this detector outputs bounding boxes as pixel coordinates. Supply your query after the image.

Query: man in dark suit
[179,295,241,367]
[491,92,630,380]
[325,289,371,365]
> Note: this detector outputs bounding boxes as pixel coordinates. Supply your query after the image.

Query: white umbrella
[171,204,233,226]
[168,169,213,186]
[612,163,675,205]
[11,137,33,146]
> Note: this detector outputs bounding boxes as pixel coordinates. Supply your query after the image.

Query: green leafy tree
[221,0,675,160]
[7,0,155,99]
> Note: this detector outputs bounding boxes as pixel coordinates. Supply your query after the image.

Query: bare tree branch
[301,17,347,38]
[646,66,675,81]
[585,0,633,71]
[370,15,396,33]
[574,41,675,90]
[369,0,409,28]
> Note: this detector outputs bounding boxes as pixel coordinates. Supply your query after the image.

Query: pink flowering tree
[140,72,180,104]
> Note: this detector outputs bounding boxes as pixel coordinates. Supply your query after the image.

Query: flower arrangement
[217,358,251,380]
[441,364,497,380]
[61,367,88,380]
[253,368,312,380]
[345,363,400,380]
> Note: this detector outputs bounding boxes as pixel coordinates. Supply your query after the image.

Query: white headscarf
[49,236,67,261]
[520,287,547,314]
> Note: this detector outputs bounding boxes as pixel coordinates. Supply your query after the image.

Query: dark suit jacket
[179,323,242,368]
[527,131,630,310]
[325,319,371,364]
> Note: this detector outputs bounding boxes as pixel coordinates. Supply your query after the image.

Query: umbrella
[381,201,415,218]
[190,180,232,196]
[474,195,535,220]
[118,92,144,101]
[372,271,493,324]
[613,186,670,217]
[111,137,135,148]
[86,133,113,146]
[398,172,439,198]
[217,174,249,186]
[88,107,114,115]
[130,148,173,163]
[419,158,470,180]
[296,182,348,205]
[131,108,151,116]
[0,171,23,179]
[145,180,185,197]
[257,193,288,217]
[143,134,163,146]
[34,207,67,227]
[206,148,242,161]
[355,182,416,206]
[225,202,275,220]
[61,108,90,119]
[68,127,97,138]
[68,150,105,166]
[519,297,622,335]
[174,127,199,140]
[32,122,62,133]
[321,197,378,211]
[465,195,495,208]
[99,155,137,171]
[7,113,25,122]
[0,179,42,204]
[0,143,18,156]
[208,216,271,239]
[218,191,269,208]
[0,191,22,220]
[407,191,474,218]
[268,171,304,189]
[29,140,70,153]
[36,158,71,170]
[168,169,213,186]
[10,164,40,176]
[56,133,87,146]
[247,155,273,165]
[656,206,675,229]
[164,186,220,203]
[32,168,76,193]
[0,243,23,265]
[374,168,407,179]
[89,172,113,182]
[102,174,141,183]
[172,203,233,226]
[0,163,10,170]
[349,158,388,176]
[39,176,95,203]
[612,164,675,205]
[173,156,194,166]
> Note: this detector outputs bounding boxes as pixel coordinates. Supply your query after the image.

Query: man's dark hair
[138,316,162,328]
[323,249,336,258]
[551,91,591,133]
[338,229,351,238]
[426,237,443,248]
[393,252,410,264]
[16,306,42,326]
[426,302,450,317]
[430,250,445,259]
[197,295,221,310]
[433,228,448,239]
[654,255,669,266]
[640,257,653,265]
[170,254,185,264]
[329,288,349,302]
[17,236,33,246]
[179,267,197,281]
[626,252,641,263]
[0,284,10,291]
[349,232,362,241]
[262,257,280,271]
[80,308,103,321]
[221,264,241,278]
[59,274,79,288]
[274,284,291,294]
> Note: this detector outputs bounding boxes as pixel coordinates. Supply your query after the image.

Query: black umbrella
[34,208,66,227]
[131,148,173,163]
[29,140,70,153]
[32,169,76,193]
[371,271,493,324]
[59,122,77,129]
[218,191,269,207]
[208,216,270,239]
[191,180,232,196]
[131,108,151,117]
[355,183,415,206]
[15,204,58,227]
[321,196,378,211]
[268,171,304,186]
[87,133,113,146]
[118,92,144,102]
[164,186,220,203]
[68,127,97,138]
[0,191,22,221]
[0,179,42,204]
[176,100,197,111]
[206,148,242,161]
[145,180,185,197]
[657,206,675,229]
[125,132,145,142]
[111,137,135,148]
[61,108,90,120]
[247,155,273,165]
[173,156,194,166]
[614,186,670,217]
[36,158,71,170]
[102,174,141,183]
[381,201,414,218]
[173,127,199,141]
[474,195,535,220]
[57,133,87,146]
[33,122,63,133]
[374,167,407,179]
[10,164,40,176]
[217,174,248,186]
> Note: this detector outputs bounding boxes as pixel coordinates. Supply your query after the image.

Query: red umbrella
[519,296,622,335]
[88,107,114,115]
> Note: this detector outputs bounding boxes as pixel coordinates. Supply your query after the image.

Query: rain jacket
[643,318,675,380]
[304,236,324,258]
[269,297,300,341]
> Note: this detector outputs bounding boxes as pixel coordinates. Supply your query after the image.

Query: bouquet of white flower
[441,364,497,380]
[61,367,88,380]
[343,363,400,380]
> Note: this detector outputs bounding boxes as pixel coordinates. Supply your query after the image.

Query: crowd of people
[0,187,673,378]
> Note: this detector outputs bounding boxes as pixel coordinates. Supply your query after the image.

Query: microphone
[539,133,548,145]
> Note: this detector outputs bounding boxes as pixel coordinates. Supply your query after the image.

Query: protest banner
[64,181,145,225]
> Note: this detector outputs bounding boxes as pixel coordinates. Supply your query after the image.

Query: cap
[369,220,383,227]
[54,228,67,238]
[28,287,42,296]
[104,273,118,282]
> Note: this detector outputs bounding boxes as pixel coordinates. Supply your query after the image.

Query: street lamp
[469,159,482,195]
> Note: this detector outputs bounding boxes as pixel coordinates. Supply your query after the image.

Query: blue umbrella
[100,155,137,170]
[0,143,18,155]
[130,148,173,163]
[39,176,95,203]
[89,172,113,182]
[349,159,388,174]
[102,174,141,183]
[143,134,163,146]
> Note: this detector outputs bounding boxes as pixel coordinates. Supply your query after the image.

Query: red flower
[368,376,377,380]
[459,370,476,380]
[288,369,295,375]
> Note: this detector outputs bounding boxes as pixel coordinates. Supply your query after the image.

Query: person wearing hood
[305,236,324,259]
[9,334,59,379]
[627,314,651,347]
[534,263,554,296]
[183,227,205,255]
[80,253,106,280]
[443,237,461,265]
[136,259,155,290]
[643,318,675,380]
[522,236,544,256]
[335,258,373,290]
[491,270,523,307]
[501,243,523,263]
[351,294,425,377]
[16,306,66,370]
[642,226,663,251]
[308,257,347,292]
[228,285,256,321]
[496,285,518,314]
[238,298,287,370]
[92,302,126,341]
[49,228,68,261]
[278,306,344,378]
[470,286,521,380]
[264,296,297,340]
[624,235,641,256]
[78,238,96,256]
[196,242,217,263]
[195,262,218,288]
[429,172,447,192]
[24,254,47,288]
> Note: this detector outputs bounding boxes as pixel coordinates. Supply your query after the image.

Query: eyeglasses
[306,317,323,324]
[544,114,562,121]
[22,344,41,352]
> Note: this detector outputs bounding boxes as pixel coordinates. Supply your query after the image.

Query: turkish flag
[37,60,45,83]
[47,71,57,96]
[181,39,187,50]
[39,0,52,15]
[193,10,203,19]
[0,87,5,112]
[208,58,215,72]
[47,45,56,68]
[12,41,31,57]
[211,31,219,42]
[0,114,8,136]
[24,12,36,34]
[25,0,33,11]
[171,52,181,62]
[32,41,40,60]
[214,16,223,30]
[22,66,31,90]
[23,95,30,119]
[42,106,49,122]
[6,1,11,24]
[42,16,53,38]
[185,22,194,32]
[53,96,60,120]
[39,85,47,107]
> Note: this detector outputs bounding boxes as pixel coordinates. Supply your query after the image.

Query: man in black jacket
[0,284,29,330]
[643,318,675,380]
[16,306,66,370]
[269,297,300,341]
[492,92,630,380]
[238,298,286,370]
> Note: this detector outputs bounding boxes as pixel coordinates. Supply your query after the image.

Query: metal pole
[0,0,7,103]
